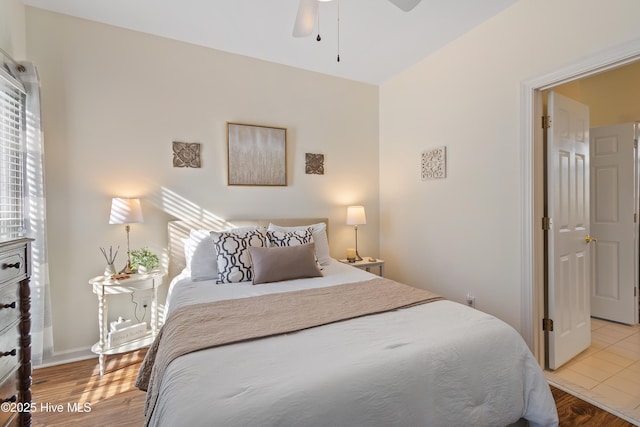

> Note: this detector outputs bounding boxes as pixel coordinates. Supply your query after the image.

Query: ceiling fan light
[388,0,421,12]
[293,0,319,37]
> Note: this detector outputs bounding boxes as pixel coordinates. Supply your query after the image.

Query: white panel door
[547,91,591,370]
[590,122,639,325]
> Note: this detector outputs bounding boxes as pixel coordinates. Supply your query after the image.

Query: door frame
[521,38,640,366]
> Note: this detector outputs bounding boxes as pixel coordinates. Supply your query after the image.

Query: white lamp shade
[346,206,366,225]
[109,197,143,225]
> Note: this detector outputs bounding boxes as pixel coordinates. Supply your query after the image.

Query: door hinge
[542,217,551,230]
[542,115,552,129]
[635,139,638,149]
[635,212,637,224]
[543,318,554,332]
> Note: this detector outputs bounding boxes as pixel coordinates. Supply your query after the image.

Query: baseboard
[34,348,96,369]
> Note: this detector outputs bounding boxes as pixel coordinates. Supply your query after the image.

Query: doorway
[542,86,640,333]
[524,41,640,423]
[523,41,640,365]
[542,66,640,367]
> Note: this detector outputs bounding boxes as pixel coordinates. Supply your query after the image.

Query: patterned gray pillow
[211,229,267,283]
[266,228,313,247]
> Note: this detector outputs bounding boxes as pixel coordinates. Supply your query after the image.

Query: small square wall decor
[305,153,324,175]
[173,141,201,168]
[421,146,446,180]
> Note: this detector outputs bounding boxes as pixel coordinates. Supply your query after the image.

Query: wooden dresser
[0,239,32,427]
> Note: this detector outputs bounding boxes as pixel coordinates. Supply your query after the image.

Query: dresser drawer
[0,239,31,427]
[0,326,18,383]
[0,249,26,287]
[0,284,18,336]
[0,368,19,427]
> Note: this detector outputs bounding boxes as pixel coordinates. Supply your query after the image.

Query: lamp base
[353,225,363,262]
[119,260,136,274]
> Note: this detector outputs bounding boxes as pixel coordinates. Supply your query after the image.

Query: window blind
[0,69,26,239]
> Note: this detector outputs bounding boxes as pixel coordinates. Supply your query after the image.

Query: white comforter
[149,261,558,427]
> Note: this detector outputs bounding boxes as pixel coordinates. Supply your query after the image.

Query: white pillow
[183,230,218,281]
[267,223,331,266]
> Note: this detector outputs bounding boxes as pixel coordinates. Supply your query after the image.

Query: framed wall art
[227,122,287,186]
[421,146,446,180]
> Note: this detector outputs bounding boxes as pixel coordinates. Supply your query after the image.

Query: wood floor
[31,351,147,427]
[30,352,636,426]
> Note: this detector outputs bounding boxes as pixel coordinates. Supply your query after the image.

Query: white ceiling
[23,0,517,85]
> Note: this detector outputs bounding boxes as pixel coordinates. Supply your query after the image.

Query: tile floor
[545,317,640,425]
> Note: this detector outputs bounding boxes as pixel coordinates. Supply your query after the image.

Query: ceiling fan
[292,0,422,37]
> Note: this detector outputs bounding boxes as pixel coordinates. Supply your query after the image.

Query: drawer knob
[2,262,20,270]
[0,349,16,357]
[0,302,16,310]
[2,395,16,403]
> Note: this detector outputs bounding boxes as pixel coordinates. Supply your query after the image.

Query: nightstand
[88,271,164,375]
[339,258,385,277]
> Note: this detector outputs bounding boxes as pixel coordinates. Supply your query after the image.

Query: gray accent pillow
[248,243,323,285]
[212,229,267,283]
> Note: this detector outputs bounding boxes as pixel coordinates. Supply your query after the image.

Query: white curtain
[20,62,53,365]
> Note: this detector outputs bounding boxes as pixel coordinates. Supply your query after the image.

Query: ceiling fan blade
[387,0,422,12]
[293,0,319,37]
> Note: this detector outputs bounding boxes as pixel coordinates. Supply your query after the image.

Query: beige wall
[26,8,379,357]
[0,0,26,58]
[24,0,640,359]
[379,0,640,332]
[554,61,640,127]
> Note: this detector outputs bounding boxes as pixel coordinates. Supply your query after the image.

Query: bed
[136,219,558,427]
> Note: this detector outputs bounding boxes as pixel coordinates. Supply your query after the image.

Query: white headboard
[168,218,329,280]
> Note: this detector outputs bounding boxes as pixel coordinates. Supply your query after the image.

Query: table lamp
[109,197,143,274]
[346,205,366,261]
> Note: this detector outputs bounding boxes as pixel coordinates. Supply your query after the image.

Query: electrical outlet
[466,293,476,309]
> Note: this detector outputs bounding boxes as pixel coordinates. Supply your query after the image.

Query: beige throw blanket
[135,278,442,425]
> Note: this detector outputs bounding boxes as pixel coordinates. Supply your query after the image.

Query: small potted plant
[130,247,160,274]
